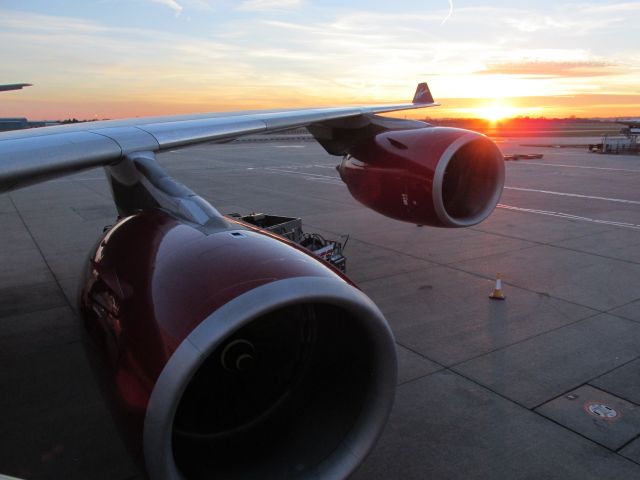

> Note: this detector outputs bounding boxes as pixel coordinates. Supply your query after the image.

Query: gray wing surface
[0,83,437,193]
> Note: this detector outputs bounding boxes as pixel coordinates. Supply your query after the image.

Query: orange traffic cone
[489,273,505,300]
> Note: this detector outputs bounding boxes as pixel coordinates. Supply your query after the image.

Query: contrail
[441,0,453,24]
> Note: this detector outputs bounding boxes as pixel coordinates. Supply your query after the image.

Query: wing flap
[139,117,267,149]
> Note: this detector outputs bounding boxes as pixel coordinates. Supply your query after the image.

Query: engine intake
[154,287,392,480]
[338,127,505,227]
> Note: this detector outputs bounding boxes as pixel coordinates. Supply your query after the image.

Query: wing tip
[412,82,434,104]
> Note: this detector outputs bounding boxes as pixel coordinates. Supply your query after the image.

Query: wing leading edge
[0,83,438,193]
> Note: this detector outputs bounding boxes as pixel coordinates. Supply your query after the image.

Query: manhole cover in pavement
[585,402,619,420]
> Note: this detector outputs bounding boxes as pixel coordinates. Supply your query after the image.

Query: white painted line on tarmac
[246,163,333,170]
[265,168,343,184]
[265,168,338,179]
[306,178,344,184]
[274,163,336,169]
[520,162,640,173]
[497,204,640,231]
[504,187,640,205]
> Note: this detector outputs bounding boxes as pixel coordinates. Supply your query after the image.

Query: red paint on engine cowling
[79,209,351,454]
[338,127,492,226]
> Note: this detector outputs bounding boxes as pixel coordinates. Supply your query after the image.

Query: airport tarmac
[2,135,640,479]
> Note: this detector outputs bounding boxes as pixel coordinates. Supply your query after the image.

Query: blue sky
[1,1,639,118]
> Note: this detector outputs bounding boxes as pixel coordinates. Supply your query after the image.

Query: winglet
[412,82,434,104]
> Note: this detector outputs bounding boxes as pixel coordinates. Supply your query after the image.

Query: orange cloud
[478,61,623,78]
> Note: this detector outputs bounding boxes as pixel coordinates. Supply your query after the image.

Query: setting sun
[476,104,519,122]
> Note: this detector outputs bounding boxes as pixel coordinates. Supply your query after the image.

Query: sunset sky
[1,0,639,120]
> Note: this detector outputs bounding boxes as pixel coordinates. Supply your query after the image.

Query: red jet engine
[338,127,505,227]
[80,210,397,480]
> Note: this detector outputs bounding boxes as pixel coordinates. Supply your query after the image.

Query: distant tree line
[60,118,101,124]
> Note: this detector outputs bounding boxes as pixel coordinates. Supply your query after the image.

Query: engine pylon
[489,273,506,300]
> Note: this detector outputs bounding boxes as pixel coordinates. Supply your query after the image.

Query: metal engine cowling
[338,127,505,227]
[79,210,397,479]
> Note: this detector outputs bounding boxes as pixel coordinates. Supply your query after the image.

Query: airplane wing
[0,82,437,193]
[0,83,32,92]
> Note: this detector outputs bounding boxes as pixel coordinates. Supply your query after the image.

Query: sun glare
[477,104,519,122]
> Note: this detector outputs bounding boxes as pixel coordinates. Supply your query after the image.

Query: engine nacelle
[79,210,397,479]
[338,127,505,227]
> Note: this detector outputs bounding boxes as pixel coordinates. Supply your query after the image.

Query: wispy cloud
[150,0,183,15]
[238,0,302,12]
[578,2,640,14]
[0,9,110,33]
[479,61,623,78]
